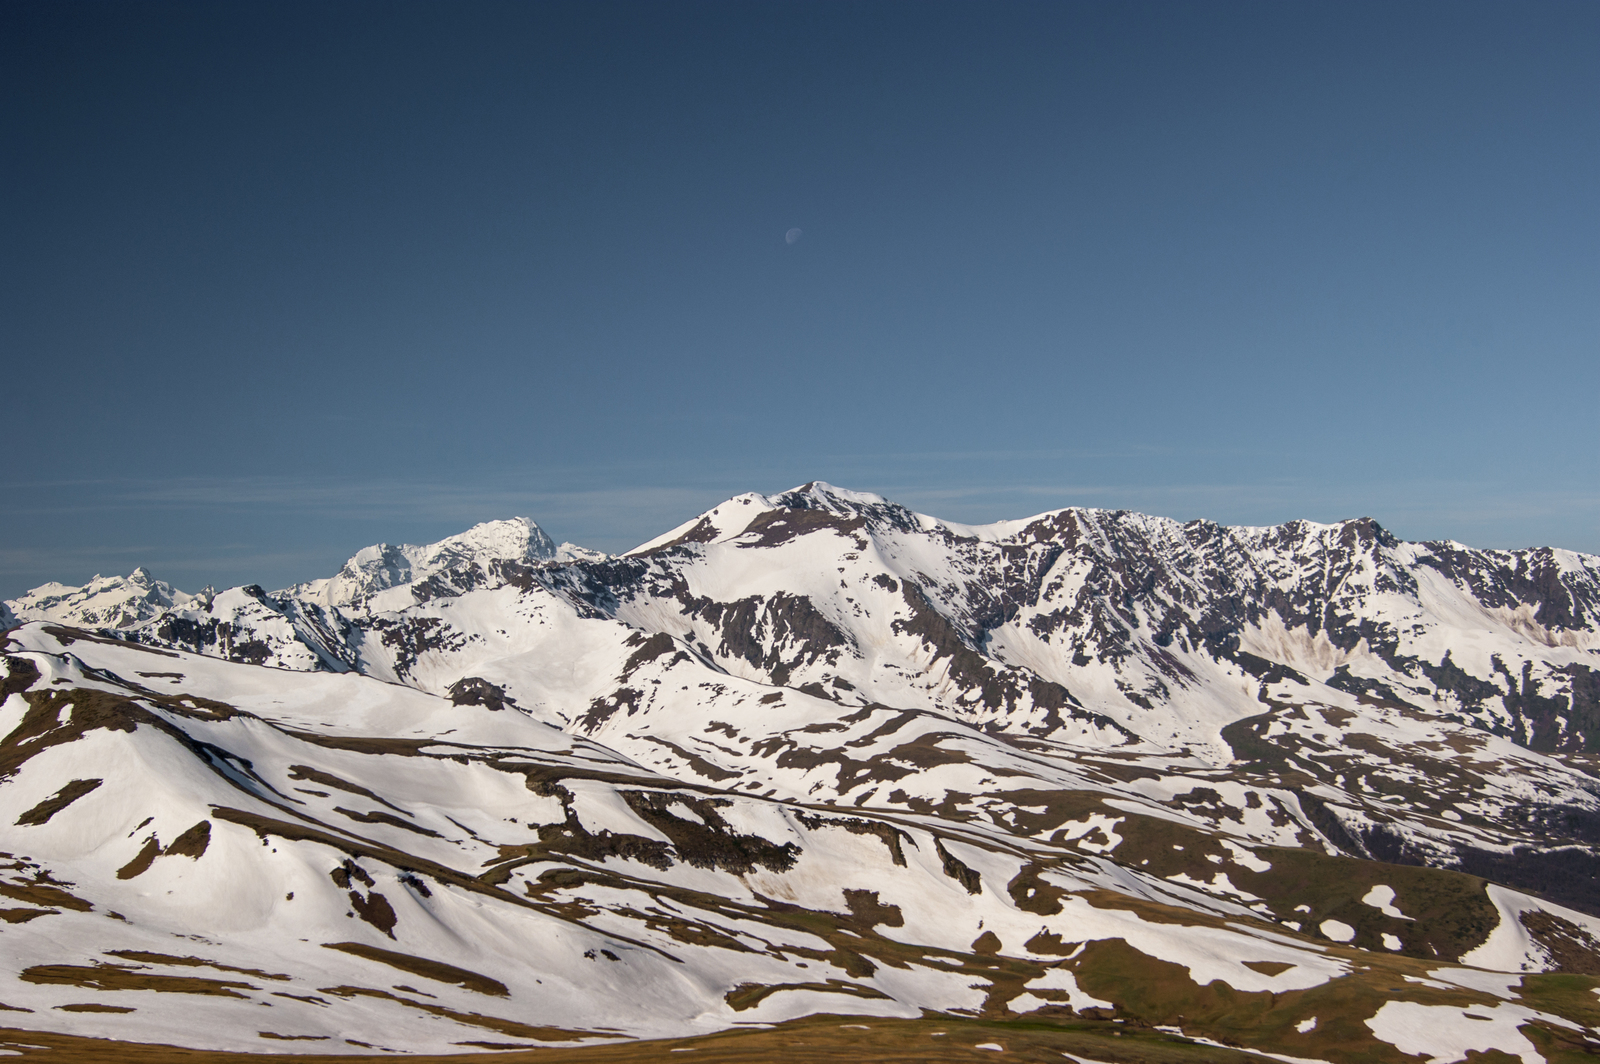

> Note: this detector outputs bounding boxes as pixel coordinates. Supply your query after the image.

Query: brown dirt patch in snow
[115,838,160,880]
[21,964,254,998]
[257,1032,329,1041]
[321,942,507,997]
[334,807,441,837]
[987,788,1115,838]
[347,890,398,936]
[277,731,434,758]
[724,979,890,1012]
[1,655,42,699]
[164,821,211,859]
[287,765,409,813]
[0,908,54,923]
[842,889,904,930]
[933,838,981,894]
[0,880,92,912]
[14,779,102,826]
[1006,862,1070,915]
[104,952,287,981]
[884,732,975,771]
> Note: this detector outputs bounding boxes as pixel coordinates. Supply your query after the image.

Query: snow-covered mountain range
[4,483,1600,1060]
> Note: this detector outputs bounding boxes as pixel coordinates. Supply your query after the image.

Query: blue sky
[3,1,1597,596]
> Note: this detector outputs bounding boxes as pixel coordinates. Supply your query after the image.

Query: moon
[785,228,802,244]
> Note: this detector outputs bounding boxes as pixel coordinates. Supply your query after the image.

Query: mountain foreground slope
[4,483,1600,1061]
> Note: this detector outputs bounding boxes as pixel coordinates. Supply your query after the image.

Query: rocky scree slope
[3,484,1600,1060]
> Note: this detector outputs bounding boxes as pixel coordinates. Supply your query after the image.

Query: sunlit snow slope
[4,484,1600,1060]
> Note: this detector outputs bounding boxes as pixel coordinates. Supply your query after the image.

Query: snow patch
[1018,966,1114,1012]
[1365,1001,1544,1064]
[1319,920,1355,943]
[1361,885,1410,920]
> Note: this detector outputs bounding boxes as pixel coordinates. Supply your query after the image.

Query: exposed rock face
[4,485,1600,1058]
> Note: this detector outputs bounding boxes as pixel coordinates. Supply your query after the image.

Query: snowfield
[4,483,1600,1059]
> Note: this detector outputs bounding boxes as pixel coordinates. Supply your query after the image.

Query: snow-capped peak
[556,541,610,563]
[777,480,892,510]
[7,485,1600,1060]
[2,568,194,630]
[626,483,918,556]
[296,517,561,609]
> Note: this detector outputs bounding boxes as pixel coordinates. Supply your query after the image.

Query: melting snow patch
[975,1043,1004,1052]
[1319,920,1355,943]
[1403,975,1456,990]
[1166,870,1263,902]
[1365,1001,1544,1064]
[1222,840,1273,873]
[1382,933,1403,951]
[1461,886,1546,973]
[1429,969,1523,998]
[1021,967,1114,1012]
[1054,813,1124,853]
[1361,885,1410,919]
[668,801,706,825]
[1296,1017,1317,1033]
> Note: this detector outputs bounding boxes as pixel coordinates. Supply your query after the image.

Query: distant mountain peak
[2,567,192,629]
[779,480,892,509]
[293,516,565,610]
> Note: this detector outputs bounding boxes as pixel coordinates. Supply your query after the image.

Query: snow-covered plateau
[4,483,1600,1060]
